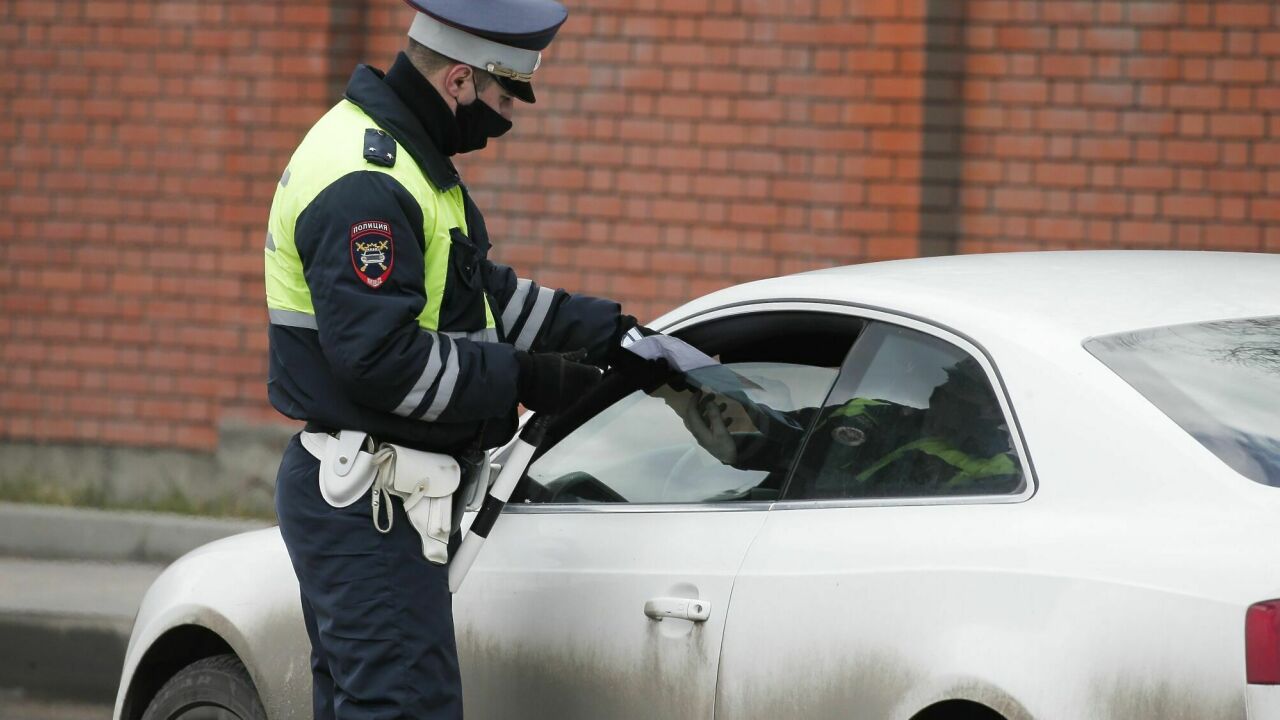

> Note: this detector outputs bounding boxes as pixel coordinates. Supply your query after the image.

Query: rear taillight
[1247,600,1280,684]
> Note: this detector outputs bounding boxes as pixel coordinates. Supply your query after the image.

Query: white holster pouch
[300,431,461,565]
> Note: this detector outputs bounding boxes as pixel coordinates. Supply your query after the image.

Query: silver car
[116,251,1280,720]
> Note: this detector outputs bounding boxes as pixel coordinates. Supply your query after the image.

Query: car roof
[660,251,1280,343]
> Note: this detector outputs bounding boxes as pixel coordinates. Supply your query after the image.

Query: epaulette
[364,128,396,168]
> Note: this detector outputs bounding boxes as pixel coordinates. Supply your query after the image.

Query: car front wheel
[142,654,267,720]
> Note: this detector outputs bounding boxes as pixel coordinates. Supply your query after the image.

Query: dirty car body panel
[116,251,1280,720]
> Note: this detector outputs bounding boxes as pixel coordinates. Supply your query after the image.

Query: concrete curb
[0,503,271,565]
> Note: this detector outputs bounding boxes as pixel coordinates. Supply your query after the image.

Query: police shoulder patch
[363,128,396,168]
[350,220,394,289]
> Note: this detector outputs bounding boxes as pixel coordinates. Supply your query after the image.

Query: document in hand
[621,334,762,397]
[621,333,717,373]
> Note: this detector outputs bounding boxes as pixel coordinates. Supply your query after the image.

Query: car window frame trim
[501,298,1038,515]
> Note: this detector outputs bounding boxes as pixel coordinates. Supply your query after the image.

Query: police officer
[263,1,645,717]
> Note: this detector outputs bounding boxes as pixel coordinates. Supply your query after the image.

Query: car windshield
[1085,316,1280,487]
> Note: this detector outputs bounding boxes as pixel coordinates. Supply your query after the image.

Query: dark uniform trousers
[275,434,463,720]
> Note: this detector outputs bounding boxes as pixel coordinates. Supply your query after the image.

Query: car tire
[141,654,267,720]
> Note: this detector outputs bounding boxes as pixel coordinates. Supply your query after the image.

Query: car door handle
[644,597,711,623]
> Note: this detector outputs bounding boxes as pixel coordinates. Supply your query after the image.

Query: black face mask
[454,77,512,154]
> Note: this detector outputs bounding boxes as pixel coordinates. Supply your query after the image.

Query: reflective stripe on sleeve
[268,309,318,329]
[393,338,444,417]
[500,279,534,337]
[513,287,554,351]
[420,336,461,422]
[621,326,644,348]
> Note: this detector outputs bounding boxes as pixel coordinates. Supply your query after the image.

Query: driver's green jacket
[733,398,1020,495]
[264,55,621,453]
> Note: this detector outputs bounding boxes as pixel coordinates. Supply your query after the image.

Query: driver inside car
[653,357,1021,498]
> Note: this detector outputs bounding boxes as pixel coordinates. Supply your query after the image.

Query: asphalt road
[0,693,111,720]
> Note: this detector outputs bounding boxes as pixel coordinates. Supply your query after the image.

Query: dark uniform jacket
[265,54,620,454]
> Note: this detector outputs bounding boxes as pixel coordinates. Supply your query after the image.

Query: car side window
[786,322,1025,500]
[523,362,838,504]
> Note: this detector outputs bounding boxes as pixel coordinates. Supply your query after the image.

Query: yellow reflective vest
[263,56,620,452]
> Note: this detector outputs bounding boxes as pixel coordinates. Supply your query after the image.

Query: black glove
[612,314,659,353]
[608,315,672,392]
[515,349,603,415]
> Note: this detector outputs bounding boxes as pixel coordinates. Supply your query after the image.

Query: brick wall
[1,0,1276,454]
[2,0,343,450]
[939,2,1280,252]
[438,1,930,312]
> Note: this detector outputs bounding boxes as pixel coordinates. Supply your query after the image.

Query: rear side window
[786,322,1025,500]
[1086,316,1280,487]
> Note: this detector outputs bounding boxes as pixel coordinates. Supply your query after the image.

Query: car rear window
[1085,316,1280,487]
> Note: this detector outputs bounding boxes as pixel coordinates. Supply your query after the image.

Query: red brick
[993,188,1044,212]
[1126,56,1181,81]
[1032,217,1086,242]
[1226,86,1255,111]
[1218,196,1248,221]
[1118,221,1174,245]
[1253,199,1280,222]
[1181,57,1211,81]
[1163,194,1218,219]
[1083,28,1137,52]
[1168,29,1225,53]
[1165,139,1221,164]
[1261,33,1280,57]
[848,49,897,73]
[1213,3,1272,26]
[1128,2,1181,26]
[871,22,924,47]
[278,5,328,28]
[1080,82,1134,107]
[837,156,891,181]
[1041,54,1093,78]
[997,26,1052,51]
[1034,162,1089,187]
[1122,110,1178,135]
[1078,138,1132,161]
[1121,166,1176,190]
[1076,192,1128,217]
[622,15,670,38]
[1167,84,1224,109]
[1209,113,1267,138]
[1209,170,1266,193]
[1039,2,1094,24]
[13,1,57,19]
[1211,58,1270,83]
[698,17,748,41]
[993,79,1049,104]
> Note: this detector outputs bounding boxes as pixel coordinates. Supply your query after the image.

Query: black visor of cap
[495,76,536,103]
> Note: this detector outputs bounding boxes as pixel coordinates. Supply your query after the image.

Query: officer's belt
[299,429,465,564]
